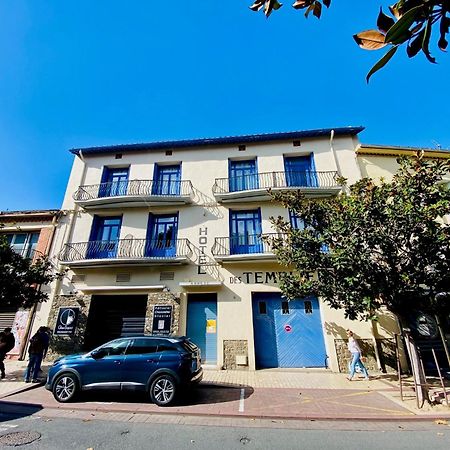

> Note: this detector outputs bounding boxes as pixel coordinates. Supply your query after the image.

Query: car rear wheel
[150,374,177,406]
[52,373,79,403]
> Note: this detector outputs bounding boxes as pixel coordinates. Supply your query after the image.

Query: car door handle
[113,360,121,364]
[146,359,155,363]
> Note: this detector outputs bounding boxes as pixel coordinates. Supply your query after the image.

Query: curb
[0,382,44,400]
[1,399,450,422]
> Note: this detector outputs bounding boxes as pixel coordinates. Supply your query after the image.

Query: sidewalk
[1,360,449,421]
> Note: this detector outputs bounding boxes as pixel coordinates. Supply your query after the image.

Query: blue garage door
[186,295,217,365]
[252,293,327,368]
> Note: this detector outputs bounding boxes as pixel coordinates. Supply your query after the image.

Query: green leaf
[249,1,265,12]
[323,0,331,8]
[366,46,398,82]
[313,1,322,19]
[292,0,312,9]
[377,8,395,33]
[422,16,436,63]
[304,3,315,18]
[353,30,387,50]
[385,5,422,45]
[407,28,424,58]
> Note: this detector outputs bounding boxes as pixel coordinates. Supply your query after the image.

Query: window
[258,301,267,315]
[99,167,129,197]
[153,164,181,195]
[289,210,305,230]
[99,339,129,356]
[281,301,290,315]
[304,300,313,314]
[284,155,318,187]
[87,216,122,259]
[4,233,40,259]
[157,343,178,352]
[146,213,178,257]
[127,338,159,355]
[229,209,262,254]
[229,159,258,192]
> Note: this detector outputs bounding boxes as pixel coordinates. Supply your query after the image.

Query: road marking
[0,424,18,433]
[239,388,245,412]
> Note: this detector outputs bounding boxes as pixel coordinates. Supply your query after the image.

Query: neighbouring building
[45,127,404,372]
[356,143,450,374]
[0,209,60,359]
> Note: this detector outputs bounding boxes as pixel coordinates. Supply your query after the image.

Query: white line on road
[239,388,245,412]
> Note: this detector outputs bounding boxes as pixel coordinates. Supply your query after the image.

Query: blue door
[146,214,178,257]
[284,155,318,187]
[87,216,122,259]
[229,160,258,192]
[152,165,181,195]
[99,167,129,197]
[230,209,263,254]
[186,295,217,365]
[252,293,327,368]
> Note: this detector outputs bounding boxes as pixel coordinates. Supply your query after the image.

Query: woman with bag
[346,329,369,381]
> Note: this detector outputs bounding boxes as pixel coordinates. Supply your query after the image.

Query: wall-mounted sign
[54,307,80,336]
[284,324,292,333]
[152,305,173,336]
[206,319,217,334]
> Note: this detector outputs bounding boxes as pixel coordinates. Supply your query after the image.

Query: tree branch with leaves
[249,1,449,80]
[267,154,450,323]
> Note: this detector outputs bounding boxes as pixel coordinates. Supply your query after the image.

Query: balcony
[59,238,193,267]
[211,233,284,262]
[212,171,340,202]
[73,180,194,209]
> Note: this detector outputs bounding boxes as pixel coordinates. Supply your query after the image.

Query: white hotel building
[47,127,400,372]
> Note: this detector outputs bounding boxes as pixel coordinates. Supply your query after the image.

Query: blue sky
[1,1,449,210]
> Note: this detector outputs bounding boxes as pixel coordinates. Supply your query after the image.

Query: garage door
[252,293,327,368]
[84,295,147,350]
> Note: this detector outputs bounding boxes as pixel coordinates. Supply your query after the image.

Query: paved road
[1,413,450,450]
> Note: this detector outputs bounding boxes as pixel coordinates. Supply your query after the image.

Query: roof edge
[70,126,365,156]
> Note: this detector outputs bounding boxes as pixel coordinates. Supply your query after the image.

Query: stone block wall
[223,340,249,370]
[145,292,181,335]
[334,338,397,373]
[46,294,92,360]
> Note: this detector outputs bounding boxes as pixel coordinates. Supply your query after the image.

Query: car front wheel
[150,374,177,406]
[52,373,79,403]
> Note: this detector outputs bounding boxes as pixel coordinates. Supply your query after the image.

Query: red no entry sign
[284,324,292,332]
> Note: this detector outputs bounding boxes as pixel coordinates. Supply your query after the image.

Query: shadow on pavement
[0,401,43,422]
[64,383,253,407]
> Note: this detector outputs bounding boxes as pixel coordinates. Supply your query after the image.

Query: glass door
[99,168,129,197]
[87,216,122,259]
[152,165,181,196]
[284,155,318,187]
[229,160,258,192]
[146,214,178,257]
[230,209,262,254]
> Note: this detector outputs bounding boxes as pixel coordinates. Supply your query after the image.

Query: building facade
[0,209,60,359]
[46,128,401,372]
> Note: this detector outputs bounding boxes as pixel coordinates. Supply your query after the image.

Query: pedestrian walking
[0,327,16,379]
[346,329,369,381]
[24,326,50,383]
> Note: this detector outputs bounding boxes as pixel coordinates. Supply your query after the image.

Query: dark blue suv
[45,336,202,406]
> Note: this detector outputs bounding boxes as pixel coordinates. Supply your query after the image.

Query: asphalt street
[1,413,450,450]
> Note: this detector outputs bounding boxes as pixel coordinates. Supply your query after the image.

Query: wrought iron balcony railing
[211,233,285,258]
[212,171,339,195]
[73,179,194,202]
[59,238,193,263]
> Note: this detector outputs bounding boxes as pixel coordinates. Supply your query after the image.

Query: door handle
[146,359,155,363]
[113,360,121,364]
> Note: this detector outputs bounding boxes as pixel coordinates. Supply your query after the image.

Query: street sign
[54,307,80,336]
[151,305,173,336]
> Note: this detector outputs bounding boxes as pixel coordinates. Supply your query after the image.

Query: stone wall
[144,292,181,335]
[334,338,397,373]
[223,340,249,370]
[46,294,92,360]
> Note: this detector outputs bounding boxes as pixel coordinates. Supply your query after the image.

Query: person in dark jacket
[24,327,49,383]
[0,327,16,379]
